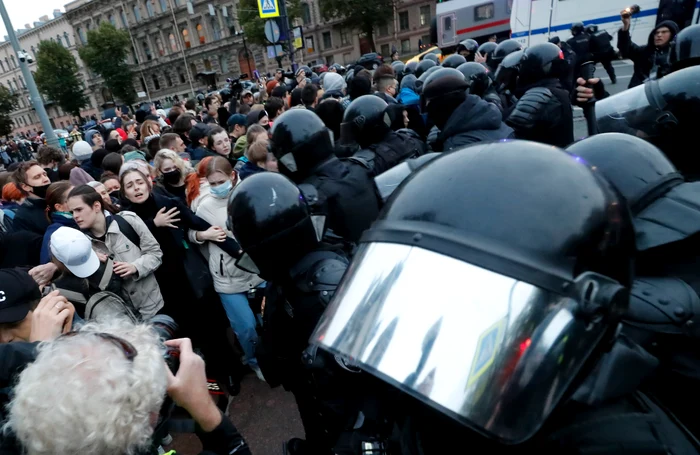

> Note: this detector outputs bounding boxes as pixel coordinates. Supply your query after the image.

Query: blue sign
[467,318,505,387]
[257,0,279,18]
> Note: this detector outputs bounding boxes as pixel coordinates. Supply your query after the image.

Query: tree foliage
[35,40,89,117]
[320,0,395,52]
[237,0,302,49]
[0,85,17,136]
[78,22,137,106]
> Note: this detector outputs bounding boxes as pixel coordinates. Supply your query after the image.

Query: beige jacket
[89,211,164,319]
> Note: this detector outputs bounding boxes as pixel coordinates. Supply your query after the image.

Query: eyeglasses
[60,331,138,361]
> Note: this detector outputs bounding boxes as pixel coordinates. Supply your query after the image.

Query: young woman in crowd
[206,126,235,166]
[40,182,78,264]
[100,172,121,197]
[87,181,117,208]
[119,167,245,391]
[153,149,192,204]
[66,185,165,319]
[185,156,213,212]
[195,157,265,380]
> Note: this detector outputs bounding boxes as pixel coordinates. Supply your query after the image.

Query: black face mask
[31,183,50,199]
[109,190,121,200]
[162,169,182,185]
[262,124,270,131]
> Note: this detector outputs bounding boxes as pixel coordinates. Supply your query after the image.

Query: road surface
[573,59,635,139]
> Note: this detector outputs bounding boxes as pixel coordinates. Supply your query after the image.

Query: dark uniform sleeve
[617,29,645,62]
[196,411,252,455]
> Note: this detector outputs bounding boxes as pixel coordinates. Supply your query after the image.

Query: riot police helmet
[391,60,406,74]
[491,39,523,67]
[671,24,700,71]
[518,42,567,85]
[566,133,681,214]
[404,61,418,75]
[571,22,585,35]
[477,41,498,70]
[340,95,390,148]
[456,61,489,81]
[420,67,469,110]
[458,38,479,54]
[227,172,324,280]
[423,53,440,63]
[586,24,599,34]
[495,49,523,92]
[312,140,634,444]
[269,109,335,183]
[415,59,437,78]
[417,65,441,83]
[595,66,700,178]
[441,54,467,68]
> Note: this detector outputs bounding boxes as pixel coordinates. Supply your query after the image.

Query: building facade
[1,10,99,137]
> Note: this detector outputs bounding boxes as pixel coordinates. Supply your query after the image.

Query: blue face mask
[55,211,73,219]
[210,180,232,199]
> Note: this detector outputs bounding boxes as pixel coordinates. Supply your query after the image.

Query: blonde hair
[5,319,167,455]
[139,119,160,138]
[152,149,192,178]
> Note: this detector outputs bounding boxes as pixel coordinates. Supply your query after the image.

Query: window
[420,34,431,49]
[301,3,311,25]
[322,31,332,49]
[169,33,178,51]
[86,22,91,30]
[131,46,139,63]
[182,28,191,48]
[340,28,349,46]
[420,5,431,26]
[211,18,221,40]
[196,23,205,44]
[140,77,147,93]
[57,34,64,46]
[64,32,71,46]
[380,43,390,57]
[146,0,155,17]
[133,4,141,21]
[378,23,389,36]
[401,39,410,53]
[220,55,229,73]
[399,11,409,31]
[18,76,25,89]
[121,9,129,27]
[4,58,9,71]
[152,74,160,90]
[143,41,152,60]
[30,46,35,58]
[189,62,197,77]
[0,60,5,72]
[165,72,173,86]
[305,36,314,52]
[96,18,101,26]
[326,55,334,65]
[178,70,186,83]
[109,14,116,26]
[10,55,16,68]
[474,3,494,21]
[156,36,165,55]
[160,0,168,12]
[203,58,212,70]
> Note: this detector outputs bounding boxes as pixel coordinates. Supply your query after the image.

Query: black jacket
[11,198,49,236]
[567,32,593,66]
[618,20,679,88]
[435,94,514,152]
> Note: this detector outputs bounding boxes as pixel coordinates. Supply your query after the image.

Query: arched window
[169,33,178,51]
[77,27,86,44]
[219,54,229,73]
[120,9,128,27]
[155,36,165,56]
[64,32,71,46]
[109,14,116,26]
[164,72,172,86]
[18,76,25,88]
[178,70,185,83]
[182,28,191,48]
[57,34,64,46]
[0,60,5,72]
[159,0,168,12]
[189,62,197,77]
[152,74,160,90]
[146,0,154,17]
[133,4,141,21]
[196,23,205,44]
[142,41,152,60]
[301,3,311,25]
[203,58,211,70]
[10,55,16,68]
[210,18,221,40]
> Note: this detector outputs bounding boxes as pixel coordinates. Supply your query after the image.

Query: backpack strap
[49,284,88,305]
[112,215,141,249]
[98,258,114,291]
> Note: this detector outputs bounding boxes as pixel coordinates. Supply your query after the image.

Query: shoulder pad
[292,251,349,305]
[347,149,375,170]
[298,183,320,207]
[506,87,554,130]
[624,277,700,337]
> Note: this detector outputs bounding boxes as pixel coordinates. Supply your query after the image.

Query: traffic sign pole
[278,0,296,70]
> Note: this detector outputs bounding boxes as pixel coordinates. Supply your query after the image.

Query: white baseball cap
[50,227,100,278]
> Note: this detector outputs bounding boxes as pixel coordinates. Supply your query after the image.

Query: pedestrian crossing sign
[258,0,280,18]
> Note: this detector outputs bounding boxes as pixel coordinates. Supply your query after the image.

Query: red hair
[185,156,213,207]
[2,182,23,202]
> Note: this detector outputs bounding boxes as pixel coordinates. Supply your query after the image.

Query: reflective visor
[312,243,605,443]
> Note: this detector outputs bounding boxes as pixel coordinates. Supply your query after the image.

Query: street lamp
[232,29,252,78]
[0,0,58,145]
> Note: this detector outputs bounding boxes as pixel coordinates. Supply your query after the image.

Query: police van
[433,0,513,50]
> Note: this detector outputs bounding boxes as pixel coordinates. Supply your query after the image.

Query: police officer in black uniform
[456,38,479,61]
[441,54,466,69]
[670,24,700,71]
[414,59,436,79]
[506,43,574,147]
[566,132,700,439]
[549,36,578,91]
[269,108,380,243]
[595,65,700,180]
[227,172,360,455]
[490,39,523,68]
[340,95,427,177]
[455,62,504,114]
[494,50,523,113]
[311,140,700,454]
[567,22,593,78]
[477,41,498,73]
[586,24,618,83]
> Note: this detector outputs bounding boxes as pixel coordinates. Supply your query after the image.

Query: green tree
[0,85,17,136]
[320,0,395,52]
[237,0,302,49]
[78,22,137,106]
[34,40,89,117]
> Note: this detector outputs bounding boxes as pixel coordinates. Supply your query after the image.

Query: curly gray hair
[5,319,168,455]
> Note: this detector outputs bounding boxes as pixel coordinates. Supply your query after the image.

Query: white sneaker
[251,365,266,382]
